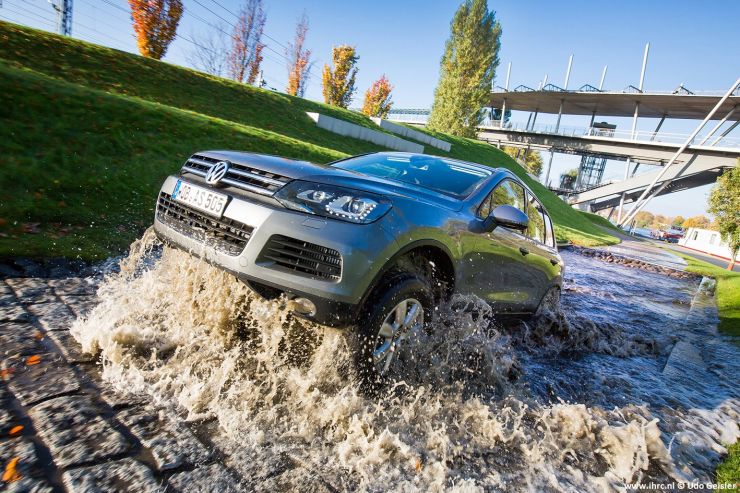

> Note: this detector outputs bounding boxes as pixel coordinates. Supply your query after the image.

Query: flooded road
[69,232,740,492]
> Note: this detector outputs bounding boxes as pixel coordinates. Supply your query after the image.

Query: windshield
[333,154,492,197]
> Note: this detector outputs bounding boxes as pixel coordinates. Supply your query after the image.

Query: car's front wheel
[354,272,433,390]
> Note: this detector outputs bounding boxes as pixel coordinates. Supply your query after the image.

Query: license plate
[172,180,228,217]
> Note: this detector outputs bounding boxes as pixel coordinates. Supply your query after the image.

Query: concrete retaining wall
[306,112,424,153]
[371,117,452,152]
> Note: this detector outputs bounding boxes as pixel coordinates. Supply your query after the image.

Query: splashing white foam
[70,230,736,491]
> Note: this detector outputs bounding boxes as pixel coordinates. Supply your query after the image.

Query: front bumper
[153,176,399,327]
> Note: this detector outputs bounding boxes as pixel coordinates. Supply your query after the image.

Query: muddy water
[71,230,740,492]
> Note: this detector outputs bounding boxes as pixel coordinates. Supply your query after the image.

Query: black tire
[353,271,434,392]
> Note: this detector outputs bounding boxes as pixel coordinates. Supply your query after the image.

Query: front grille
[181,154,292,196]
[156,192,253,256]
[260,235,342,281]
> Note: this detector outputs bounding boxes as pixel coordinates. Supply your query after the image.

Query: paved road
[598,225,739,272]
[0,275,240,492]
[660,242,740,272]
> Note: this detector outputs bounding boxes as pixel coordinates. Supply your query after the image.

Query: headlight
[275,180,392,224]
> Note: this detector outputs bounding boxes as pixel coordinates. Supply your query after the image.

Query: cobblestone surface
[117,407,212,471]
[62,458,162,493]
[0,273,243,492]
[168,463,240,493]
[29,395,130,468]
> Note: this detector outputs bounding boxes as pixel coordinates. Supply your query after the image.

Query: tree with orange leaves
[322,45,358,108]
[227,0,266,85]
[285,13,312,97]
[362,75,394,118]
[128,0,183,60]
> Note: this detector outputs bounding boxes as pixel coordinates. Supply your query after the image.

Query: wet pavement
[0,275,237,492]
[0,235,738,492]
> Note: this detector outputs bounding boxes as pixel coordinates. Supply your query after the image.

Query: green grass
[716,441,740,487]
[580,211,623,233]
[0,21,617,260]
[668,251,740,336]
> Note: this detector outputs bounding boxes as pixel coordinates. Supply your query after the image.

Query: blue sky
[3,0,738,217]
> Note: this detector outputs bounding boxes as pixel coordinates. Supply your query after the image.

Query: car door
[522,191,562,310]
[461,179,540,313]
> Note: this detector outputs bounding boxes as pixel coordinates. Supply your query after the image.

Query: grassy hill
[0,21,617,260]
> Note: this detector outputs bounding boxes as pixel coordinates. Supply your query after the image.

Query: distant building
[679,227,740,261]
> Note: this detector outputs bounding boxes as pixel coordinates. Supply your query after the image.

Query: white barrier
[371,117,452,152]
[306,112,424,153]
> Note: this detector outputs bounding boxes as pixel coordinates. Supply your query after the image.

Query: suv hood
[199,150,464,210]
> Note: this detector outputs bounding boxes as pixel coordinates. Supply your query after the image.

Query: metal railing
[385,111,740,148]
[490,87,740,97]
[476,121,740,148]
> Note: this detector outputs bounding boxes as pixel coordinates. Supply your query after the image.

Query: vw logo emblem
[205,161,230,185]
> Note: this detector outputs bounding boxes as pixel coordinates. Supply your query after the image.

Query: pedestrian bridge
[473,121,740,212]
[387,82,740,217]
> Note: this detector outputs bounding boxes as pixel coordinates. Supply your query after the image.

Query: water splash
[71,232,739,491]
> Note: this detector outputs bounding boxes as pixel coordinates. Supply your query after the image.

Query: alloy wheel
[373,298,424,375]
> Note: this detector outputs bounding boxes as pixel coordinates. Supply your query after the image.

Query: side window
[544,212,555,248]
[492,180,526,212]
[526,192,546,243]
[478,179,526,218]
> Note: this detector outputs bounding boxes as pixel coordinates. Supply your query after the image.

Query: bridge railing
[477,121,740,148]
[384,111,740,148]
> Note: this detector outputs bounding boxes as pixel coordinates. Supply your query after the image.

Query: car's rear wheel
[354,272,433,390]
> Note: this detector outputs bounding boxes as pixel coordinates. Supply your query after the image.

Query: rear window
[526,192,546,244]
[544,212,556,247]
[333,154,491,197]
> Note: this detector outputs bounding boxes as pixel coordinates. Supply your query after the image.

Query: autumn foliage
[322,45,359,108]
[2,457,20,482]
[361,75,394,118]
[227,0,266,84]
[285,14,312,97]
[128,0,183,60]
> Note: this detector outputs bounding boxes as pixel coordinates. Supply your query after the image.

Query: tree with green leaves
[427,0,501,138]
[634,211,655,229]
[322,45,359,108]
[671,215,686,228]
[708,165,740,270]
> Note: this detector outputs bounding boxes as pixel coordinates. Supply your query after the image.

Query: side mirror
[484,205,529,232]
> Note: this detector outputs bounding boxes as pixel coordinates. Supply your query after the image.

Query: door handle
[550,259,559,266]
[519,247,529,256]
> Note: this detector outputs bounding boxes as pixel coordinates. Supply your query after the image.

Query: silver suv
[153,151,563,381]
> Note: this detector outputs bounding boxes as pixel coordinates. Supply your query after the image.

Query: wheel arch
[360,239,456,309]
